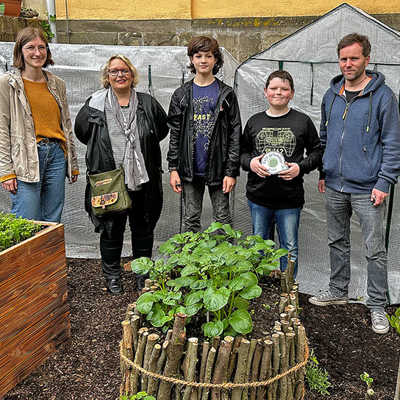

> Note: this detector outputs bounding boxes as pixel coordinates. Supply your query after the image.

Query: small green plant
[131,222,287,338]
[305,350,331,395]
[360,372,375,398]
[388,308,400,400]
[0,212,42,252]
[121,392,156,400]
[262,303,271,311]
[388,307,400,335]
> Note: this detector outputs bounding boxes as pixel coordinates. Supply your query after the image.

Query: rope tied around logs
[120,338,309,391]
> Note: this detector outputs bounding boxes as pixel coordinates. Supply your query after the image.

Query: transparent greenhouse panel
[234,3,400,303]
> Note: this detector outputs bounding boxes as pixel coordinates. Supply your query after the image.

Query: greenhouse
[234,2,400,304]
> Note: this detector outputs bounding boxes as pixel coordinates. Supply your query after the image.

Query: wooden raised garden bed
[0,221,70,397]
[120,268,309,400]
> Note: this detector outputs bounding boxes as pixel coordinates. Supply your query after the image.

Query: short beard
[345,67,366,82]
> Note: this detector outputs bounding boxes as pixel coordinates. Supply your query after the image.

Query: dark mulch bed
[4,258,400,400]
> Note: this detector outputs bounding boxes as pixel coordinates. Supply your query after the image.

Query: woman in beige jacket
[0,27,79,222]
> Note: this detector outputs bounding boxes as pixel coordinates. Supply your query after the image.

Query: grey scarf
[108,88,149,191]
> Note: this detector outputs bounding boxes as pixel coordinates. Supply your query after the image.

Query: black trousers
[100,189,156,279]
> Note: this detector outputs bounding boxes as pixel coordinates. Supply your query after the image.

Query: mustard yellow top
[22,78,67,152]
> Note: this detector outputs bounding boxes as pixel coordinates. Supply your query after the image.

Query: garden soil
[4,258,400,400]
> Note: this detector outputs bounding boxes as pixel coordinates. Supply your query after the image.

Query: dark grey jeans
[325,187,388,310]
[182,176,231,232]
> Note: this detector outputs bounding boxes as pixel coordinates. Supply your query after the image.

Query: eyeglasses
[108,69,131,77]
[23,45,47,53]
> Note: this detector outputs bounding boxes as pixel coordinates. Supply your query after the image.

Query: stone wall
[52,16,322,62]
[2,15,400,62]
[54,15,400,62]
[0,17,41,42]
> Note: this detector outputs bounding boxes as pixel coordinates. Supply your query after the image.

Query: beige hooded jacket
[0,69,79,183]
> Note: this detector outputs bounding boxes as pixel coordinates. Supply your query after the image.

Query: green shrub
[0,212,42,252]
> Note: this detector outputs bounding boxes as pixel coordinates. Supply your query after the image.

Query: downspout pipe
[46,0,57,42]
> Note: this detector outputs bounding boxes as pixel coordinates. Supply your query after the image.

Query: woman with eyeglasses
[0,27,79,222]
[75,55,168,295]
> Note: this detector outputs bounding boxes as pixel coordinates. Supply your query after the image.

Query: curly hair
[187,36,224,75]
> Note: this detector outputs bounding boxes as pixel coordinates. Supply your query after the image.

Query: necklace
[346,75,370,91]
[359,75,369,85]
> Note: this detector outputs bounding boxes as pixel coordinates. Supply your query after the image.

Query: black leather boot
[105,277,123,295]
[132,234,153,290]
[100,237,124,295]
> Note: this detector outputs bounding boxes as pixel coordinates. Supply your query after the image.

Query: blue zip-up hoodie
[320,70,400,193]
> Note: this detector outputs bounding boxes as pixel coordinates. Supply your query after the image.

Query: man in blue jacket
[309,33,400,334]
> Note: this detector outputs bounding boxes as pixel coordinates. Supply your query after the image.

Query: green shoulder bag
[89,167,132,216]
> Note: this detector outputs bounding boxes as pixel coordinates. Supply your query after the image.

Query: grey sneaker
[308,290,348,306]
[371,310,389,334]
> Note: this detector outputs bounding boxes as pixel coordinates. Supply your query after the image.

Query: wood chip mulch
[4,258,400,400]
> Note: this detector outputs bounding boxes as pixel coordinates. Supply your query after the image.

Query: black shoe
[136,273,149,291]
[105,278,123,295]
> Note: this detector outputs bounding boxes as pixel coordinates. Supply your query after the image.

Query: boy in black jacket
[167,36,241,232]
[241,70,322,277]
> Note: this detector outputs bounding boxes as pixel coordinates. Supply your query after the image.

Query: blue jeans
[325,187,388,310]
[182,176,231,232]
[248,200,301,277]
[11,140,67,222]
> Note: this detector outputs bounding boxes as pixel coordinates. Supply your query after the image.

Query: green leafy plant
[360,372,375,398]
[388,307,400,335]
[39,20,54,40]
[121,391,156,400]
[305,349,331,395]
[131,222,287,338]
[0,212,42,252]
[388,308,400,400]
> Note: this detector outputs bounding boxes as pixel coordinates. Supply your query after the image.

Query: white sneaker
[308,290,348,306]
[371,310,389,334]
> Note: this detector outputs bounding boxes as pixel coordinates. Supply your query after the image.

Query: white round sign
[261,151,288,175]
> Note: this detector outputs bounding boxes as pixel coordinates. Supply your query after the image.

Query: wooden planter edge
[0,220,69,397]
[120,264,309,400]
[0,220,63,256]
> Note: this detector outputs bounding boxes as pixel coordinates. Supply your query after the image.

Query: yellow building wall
[192,0,400,18]
[55,0,400,20]
[55,0,191,20]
